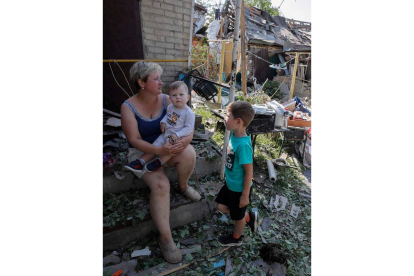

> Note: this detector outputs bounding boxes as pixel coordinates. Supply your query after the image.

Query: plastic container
[282,111,289,128]
[266,100,285,128]
[293,111,304,120]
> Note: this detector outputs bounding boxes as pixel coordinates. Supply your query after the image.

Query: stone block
[163,25,183,32]
[164,0,181,6]
[142,27,154,34]
[165,11,181,19]
[154,16,174,25]
[155,41,171,49]
[166,36,184,44]
[182,8,191,15]
[152,1,161,9]
[184,14,190,21]
[150,47,166,54]
[174,32,190,39]
[175,43,187,50]
[173,19,184,26]
[160,3,173,11]
[166,49,184,56]
[144,34,165,42]
[141,5,164,16]
[174,6,183,13]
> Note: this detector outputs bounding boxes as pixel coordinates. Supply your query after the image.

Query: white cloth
[157,104,195,145]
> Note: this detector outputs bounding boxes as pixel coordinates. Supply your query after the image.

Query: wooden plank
[241,0,247,95]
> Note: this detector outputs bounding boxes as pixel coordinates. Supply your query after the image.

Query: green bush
[263,80,280,97]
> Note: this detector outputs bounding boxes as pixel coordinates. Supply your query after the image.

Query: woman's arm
[121,104,175,156]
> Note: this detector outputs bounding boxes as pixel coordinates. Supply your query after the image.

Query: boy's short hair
[228,101,255,127]
[169,81,188,95]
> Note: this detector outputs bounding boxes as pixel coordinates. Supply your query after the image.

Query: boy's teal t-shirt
[225,131,253,192]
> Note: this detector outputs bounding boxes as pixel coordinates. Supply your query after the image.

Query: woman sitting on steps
[121,61,201,264]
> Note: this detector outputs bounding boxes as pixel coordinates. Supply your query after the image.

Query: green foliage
[245,0,279,16]
[262,80,280,97]
[237,91,271,105]
[190,38,220,82]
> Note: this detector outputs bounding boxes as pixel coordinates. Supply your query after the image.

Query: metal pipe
[218,41,226,103]
[189,74,230,88]
[188,0,196,68]
[220,0,242,180]
[103,59,205,63]
[267,159,277,182]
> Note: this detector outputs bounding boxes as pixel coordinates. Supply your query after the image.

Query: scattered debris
[274,195,288,211]
[225,257,236,276]
[122,253,130,262]
[219,214,229,222]
[290,204,301,218]
[180,244,201,255]
[299,192,311,199]
[180,237,197,246]
[261,217,272,231]
[253,172,267,184]
[260,243,288,266]
[103,254,121,267]
[268,196,274,210]
[252,258,270,274]
[131,247,151,258]
[113,171,125,180]
[103,260,137,276]
[209,259,225,270]
[106,117,122,127]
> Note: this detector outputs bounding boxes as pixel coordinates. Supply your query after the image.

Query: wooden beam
[241,0,247,95]
[218,41,226,103]
[289,52,300,99]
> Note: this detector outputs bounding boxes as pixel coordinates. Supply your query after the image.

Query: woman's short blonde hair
[130,61,163,84]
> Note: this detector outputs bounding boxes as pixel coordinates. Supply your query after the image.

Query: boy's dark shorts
[215,184,253,221]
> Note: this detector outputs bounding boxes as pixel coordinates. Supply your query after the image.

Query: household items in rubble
[266,100,285,128]
[247,105,276,133]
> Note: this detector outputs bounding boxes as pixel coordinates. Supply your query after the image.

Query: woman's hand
[159,140,177,156]
[170,138,185,155]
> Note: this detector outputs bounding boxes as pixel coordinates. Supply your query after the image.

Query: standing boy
[215,101,258,246]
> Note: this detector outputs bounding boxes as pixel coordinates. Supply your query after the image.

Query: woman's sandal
[157,238,182,264]
[182,186,201,202]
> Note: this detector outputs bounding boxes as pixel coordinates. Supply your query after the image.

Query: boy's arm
[239,163,253,208]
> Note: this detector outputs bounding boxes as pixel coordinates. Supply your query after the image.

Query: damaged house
[219,0,311,84]
[103,0,207,113]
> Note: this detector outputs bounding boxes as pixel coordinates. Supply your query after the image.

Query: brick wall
[140,0,192,93]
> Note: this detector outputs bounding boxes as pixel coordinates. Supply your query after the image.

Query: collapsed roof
[221,0,311,52]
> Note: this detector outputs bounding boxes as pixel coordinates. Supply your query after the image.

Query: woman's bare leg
[166,145,196,192]
[142,168,172,244]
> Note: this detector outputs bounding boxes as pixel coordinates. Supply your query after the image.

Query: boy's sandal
[182,186,201,202]
[157,238,182,264]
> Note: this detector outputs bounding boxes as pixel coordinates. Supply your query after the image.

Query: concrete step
[103,156,224,252]
[103,179,223,251]
[104,156,221,195]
